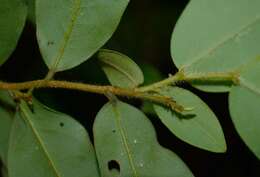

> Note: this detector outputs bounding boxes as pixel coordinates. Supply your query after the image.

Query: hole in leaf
[112,130,116,133]
[59,122,64,127]
[108,160,120,173]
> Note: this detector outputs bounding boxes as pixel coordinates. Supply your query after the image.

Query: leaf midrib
[183,15,260,68]
[51,0,81,71]
[101,59,139,86]
[20,105,62,177]
[112,103,138,177]
[239,77,260,97]
[190,116,224,150]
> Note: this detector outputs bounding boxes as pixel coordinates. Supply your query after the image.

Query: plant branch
[0,71,239,114]
[137,70,239,92]
[0,80,185,113]
[27,69,56,95]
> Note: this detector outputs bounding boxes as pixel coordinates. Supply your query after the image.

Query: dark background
[1,0,260,176]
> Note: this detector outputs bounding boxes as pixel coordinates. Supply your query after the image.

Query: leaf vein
[191,117,223,149]
[184,15,260,68]
[112,103,138,177]
[101,59,138,86]
[20,105,62,177]
[239,77,260,96]
[51,0,81,71]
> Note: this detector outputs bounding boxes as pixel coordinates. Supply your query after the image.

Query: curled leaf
[98,49,144,88]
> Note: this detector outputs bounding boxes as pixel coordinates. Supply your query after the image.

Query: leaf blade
[0,0,27,65]
[171,0,260,92]
[36,0,129,71]
[154,87,226,152]
[8,99,100,177]
[229,61,260,159]
[94,101,194,177]
[97,49,144,88]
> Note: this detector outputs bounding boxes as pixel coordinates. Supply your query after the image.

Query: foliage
[0,0,259,176]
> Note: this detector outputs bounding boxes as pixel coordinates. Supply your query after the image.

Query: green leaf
[0,91,15,165]
[36,0,129,72]
[8,99,100,177]
[229,61,260,159]
[97,49,144,88]
[154,87,226,153]
[0,0,27,66]
[94,101,194,177]
[171,0,260,92]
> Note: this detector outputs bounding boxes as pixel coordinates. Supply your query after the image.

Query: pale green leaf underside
[98,49,144,88]
[36,0,129,72]
[171,0,260,92]
[154,87,226,153]
[94,101,194,177]
[229,62,260,159]
[0,0,27,66]
[0,91,15,165]
[8,100,99,177]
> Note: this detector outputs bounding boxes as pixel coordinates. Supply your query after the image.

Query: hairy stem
[0,71,239,113]
[0,80,184,113]
[137,70,239,92]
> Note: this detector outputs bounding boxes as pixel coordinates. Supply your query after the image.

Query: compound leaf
[94,100,194,177]
[36,0,129,72]
[154,87,226,153]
